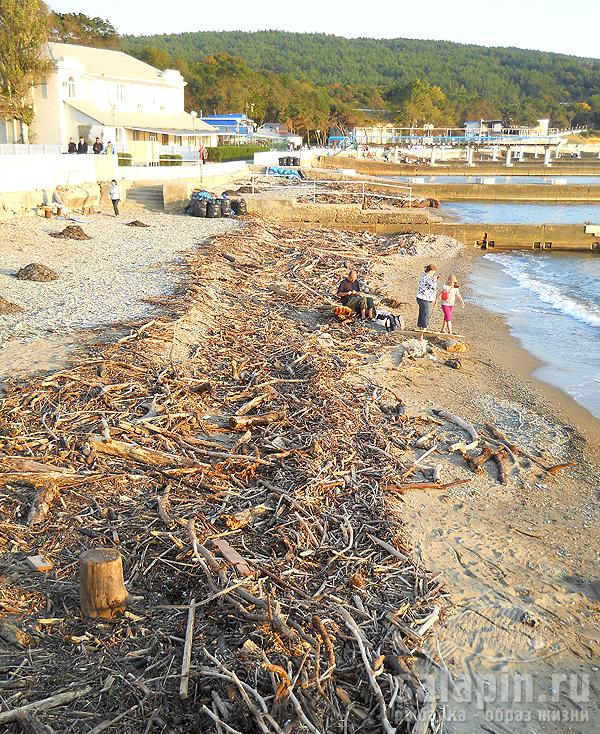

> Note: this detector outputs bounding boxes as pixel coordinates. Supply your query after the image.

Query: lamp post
[190,110,197,158]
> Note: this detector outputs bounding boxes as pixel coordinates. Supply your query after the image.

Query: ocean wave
[486,255,600,329]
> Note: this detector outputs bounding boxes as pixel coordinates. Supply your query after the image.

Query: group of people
[416,264,464,334]
[52,180,122,217]
[68,137,114,155]
[337,265,464,335]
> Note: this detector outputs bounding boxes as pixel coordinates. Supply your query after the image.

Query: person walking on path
[439,274,464,334]
[67,137,77,154]
[92,137,103,154]
[416,264,440,330]
[108,179,121,216]
[77,137,88,154]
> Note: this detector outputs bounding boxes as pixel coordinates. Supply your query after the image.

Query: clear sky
[48,0,600,59]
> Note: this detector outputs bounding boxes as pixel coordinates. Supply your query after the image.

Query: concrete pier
[240,195,600,251]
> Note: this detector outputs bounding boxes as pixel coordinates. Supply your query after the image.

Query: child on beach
[438,274,464,334]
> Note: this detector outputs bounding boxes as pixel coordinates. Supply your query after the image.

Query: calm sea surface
[394,175,600,185]
[441,201,600,224]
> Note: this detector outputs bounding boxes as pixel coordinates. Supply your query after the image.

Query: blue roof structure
[200,114,254,136]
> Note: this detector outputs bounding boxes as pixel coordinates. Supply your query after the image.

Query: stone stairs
[127,184,164,211]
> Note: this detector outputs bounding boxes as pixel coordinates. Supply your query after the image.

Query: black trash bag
[206,201,221,218]
[190,199,208,217]
[220,198,232,217]
[232,198,247,215]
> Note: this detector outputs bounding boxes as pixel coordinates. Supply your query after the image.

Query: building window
[162,134,169,145]
[133,129,142,142]
[160,105,165,112]
[149,133,157,142]
[137,103,142,110]
[39,76,48,99]
[115,128,122,143]
[175,135,182,145]
[67,76,76,98]
[116,83,125,102]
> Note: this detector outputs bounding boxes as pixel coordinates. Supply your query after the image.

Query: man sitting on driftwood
[337,269,375,320]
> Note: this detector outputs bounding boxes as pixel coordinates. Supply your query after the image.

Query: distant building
[257,122,289,135]
[1,42,218,157]
[200,114,255,144]
[255,122,302,148]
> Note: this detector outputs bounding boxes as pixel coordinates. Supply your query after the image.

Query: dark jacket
[77,141,88,154]
[92,141,103,154]
[67,142,77,154]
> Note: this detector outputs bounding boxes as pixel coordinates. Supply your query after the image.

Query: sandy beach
[0,206,598,732]
[372,245,600,731]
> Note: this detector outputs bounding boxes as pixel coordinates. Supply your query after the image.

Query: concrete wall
[410,183,600,202]
[162,161,250,209]
[318,156,600,178]
[253,149,329,167]
[243,196,431,228]
[0,153,118,193]
[431,223,598,250]
[368,221,598,250]
[0,181,123,219]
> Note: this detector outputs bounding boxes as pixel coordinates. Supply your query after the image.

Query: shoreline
[461,248,600,447]
[375,239,599,732]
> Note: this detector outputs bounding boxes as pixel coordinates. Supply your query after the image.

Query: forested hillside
[125,30,600,129]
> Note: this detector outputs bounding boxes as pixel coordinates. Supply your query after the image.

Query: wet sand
[369,245,600,732]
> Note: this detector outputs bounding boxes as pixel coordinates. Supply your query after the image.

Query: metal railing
[250,175,413,207]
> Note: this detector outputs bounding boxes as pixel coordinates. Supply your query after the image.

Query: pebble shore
[0,210,239,344]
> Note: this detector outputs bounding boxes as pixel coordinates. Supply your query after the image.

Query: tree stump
[79,549,128,619]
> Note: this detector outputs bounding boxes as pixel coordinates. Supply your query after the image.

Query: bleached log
[435,409,478,449]
[27,481,60,526]
[0,686,92,725]
[88,437,205,469]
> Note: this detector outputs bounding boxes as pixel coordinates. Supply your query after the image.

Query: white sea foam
[487,254,600,329]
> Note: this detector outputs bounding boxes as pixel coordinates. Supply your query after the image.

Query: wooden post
[79,549,128,619]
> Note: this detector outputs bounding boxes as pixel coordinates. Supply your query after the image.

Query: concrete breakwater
[317,155,600,178]
[409,182,600,202]
[241,195,599,251]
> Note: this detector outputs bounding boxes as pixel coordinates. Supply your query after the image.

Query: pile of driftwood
[296,190,439,210]
[0,221,574,732]
[0,222,457,734]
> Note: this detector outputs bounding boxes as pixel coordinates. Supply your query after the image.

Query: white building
[1,42,218,160]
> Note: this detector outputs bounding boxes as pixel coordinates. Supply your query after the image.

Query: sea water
[470,252,600,419]
[394,175,600,185]
[441,201,600,224]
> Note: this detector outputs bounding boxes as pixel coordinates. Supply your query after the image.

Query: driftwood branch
[0,686,93,725]
[179,599,196,700]
[229,410,285,431]
[435,409,479,449]
[339,608,396,734]
[89,436,206,469]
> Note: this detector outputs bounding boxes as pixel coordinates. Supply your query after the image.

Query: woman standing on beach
[416,264,440,330]
[439,274,465,334]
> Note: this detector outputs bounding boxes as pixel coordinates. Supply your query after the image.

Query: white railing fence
[250,175,414,207]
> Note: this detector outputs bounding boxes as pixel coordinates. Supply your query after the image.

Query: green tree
[49,13,120,49]
[390,79,455,127]
[0,0,51,138]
